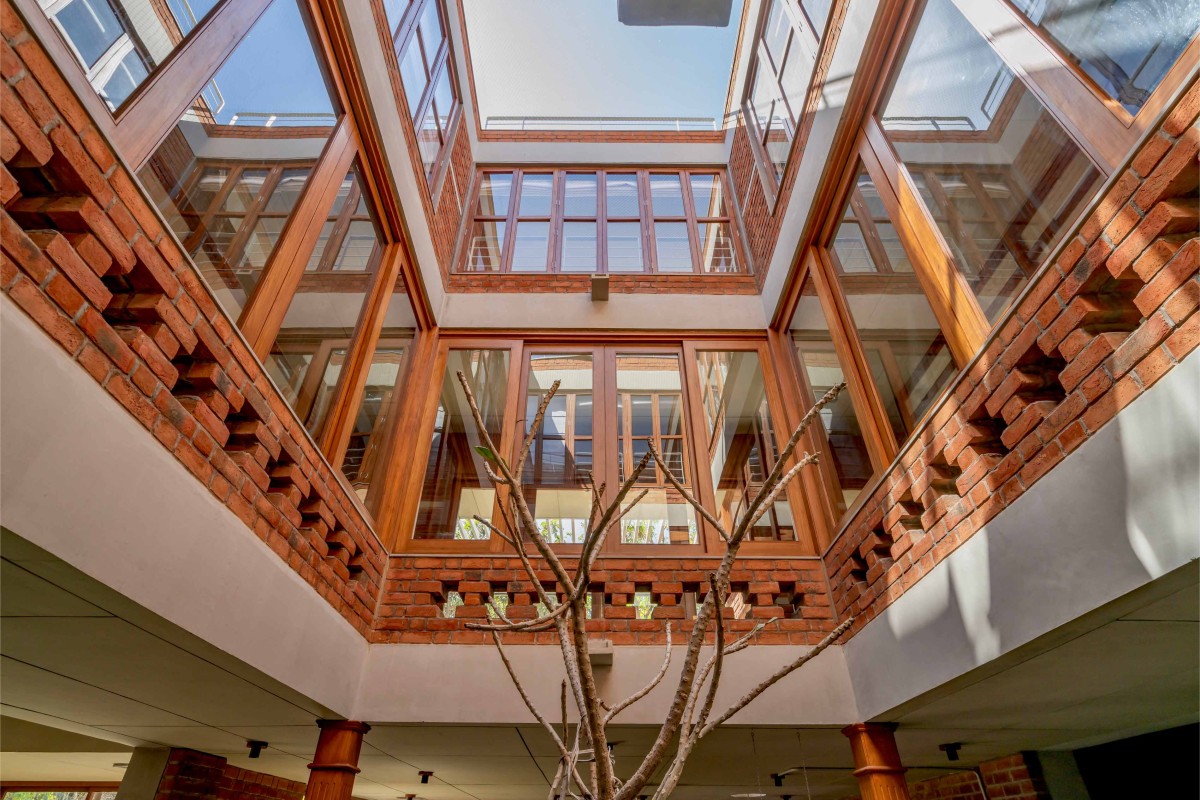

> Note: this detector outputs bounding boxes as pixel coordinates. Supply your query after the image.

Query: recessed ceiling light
[112,762,128,768]
[731,794,766,798]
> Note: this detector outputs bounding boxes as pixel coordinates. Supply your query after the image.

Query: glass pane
[829,166,959,443]
[466,220,506,271]
[654,222,693,272]
[418,0,444,54]
[606,173,640,217]
[564,173,598,217]
[561,221,598,272]
[383,0,411,30]
[650,174,686,217]
[690,174,726,218]
[763,0,792,66]
[477,172,514,216]
[790,278,873,516]
[518,173,554,217]
[523,354,594,544]
[47,0,221,110]
[432,66,454,130]
[606,222,644,272]
[136,0,337,323]
[695,350,795,542]
[765,115,793,181]
[398,43,427,116]
[417,105,440,177]
[780,27,818,119]
[332,220,381,272]
[880,0,1102,321]
[616,354,697,545]
[99,49,150,109]
[343,344,410,500]
[697,222,739,273]
[263,168,312,213]
[801,0,833,31]
[511,221,550,271]
[301,347,348,438]
[415,349,510,539]
[1010,0,1200,114]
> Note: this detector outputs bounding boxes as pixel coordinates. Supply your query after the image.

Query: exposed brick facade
[372,555,834,644]
[1,0,1196,658]
[218,765,305,800]
[0,0,386,634]
[147,748,304,800]
[430,122,473,276]
[823,78,1199,637]
[904,752,1051,800]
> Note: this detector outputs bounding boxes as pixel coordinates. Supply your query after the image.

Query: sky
[206,0,336,125]
[463,0,744,125]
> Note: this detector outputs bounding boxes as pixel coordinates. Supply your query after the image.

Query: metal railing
[224,111,338,127]
[483,114,728,132]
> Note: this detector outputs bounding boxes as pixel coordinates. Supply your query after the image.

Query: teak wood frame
[380,333,829,556]
[459,167,750,276]
[769,0,1199,531]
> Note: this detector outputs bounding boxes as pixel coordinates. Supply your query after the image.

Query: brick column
[305,720,371,800]
[843,723,910,800]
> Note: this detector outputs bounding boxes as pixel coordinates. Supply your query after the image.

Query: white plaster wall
[437,290,769,330]
[0,298,368,716]
[355,640,858,724]
[844,351,1200,720]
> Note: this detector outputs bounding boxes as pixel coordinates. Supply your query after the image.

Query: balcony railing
[483,114,727,132]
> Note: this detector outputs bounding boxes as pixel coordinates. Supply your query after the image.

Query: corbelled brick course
[823,78,1200,636]
[0,0,386,634]
[372,556,834,644]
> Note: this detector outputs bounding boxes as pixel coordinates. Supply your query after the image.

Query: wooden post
[842,723,910,800]
[305,720,370,800]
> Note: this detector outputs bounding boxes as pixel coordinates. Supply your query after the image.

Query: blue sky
[463,0,744,124]
[208,0,335,124]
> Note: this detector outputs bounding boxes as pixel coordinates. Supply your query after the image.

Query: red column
[842,723,910,800]
[304,720,371,800]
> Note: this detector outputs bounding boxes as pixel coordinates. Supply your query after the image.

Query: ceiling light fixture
[246,740,268,759]
[418,770,433,783]
[939,742,963,762]
[730,794,766,798]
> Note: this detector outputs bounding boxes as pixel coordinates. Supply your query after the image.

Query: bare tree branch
[645,440,729,543]
[517,379,563,479]
[603,622,672,725]
[698,616,854,737]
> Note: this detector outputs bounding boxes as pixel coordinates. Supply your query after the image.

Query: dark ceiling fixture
[419,770,434,783]
[617,0,733,27]
[939,742,963,762]
[245,740,268,759]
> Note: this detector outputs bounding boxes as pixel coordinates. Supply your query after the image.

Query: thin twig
[646,440,729,543]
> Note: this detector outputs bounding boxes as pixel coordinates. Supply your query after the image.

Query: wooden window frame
[948,0,1200,174]
[459,167,748,276]
[385,0,463,195]
[739,0,827,203]
[389,337,818,556]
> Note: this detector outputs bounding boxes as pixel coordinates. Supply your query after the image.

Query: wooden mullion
[549,171,565,273]
[114,0,273,169]
[597,170,610,274]
[239,119,357,358]
[678,170,704,273]
[214,165,286,281]
[315,175,359,273]
[961,169,1038,277]
[637,171,655,274]
[861,123,990,365]
[808,247,900,466]
[847,185,896,275]
[499,169,522,273]
[317,242,407,466]
[919,168,991,280]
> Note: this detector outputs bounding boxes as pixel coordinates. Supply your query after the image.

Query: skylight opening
[462,0,746,132]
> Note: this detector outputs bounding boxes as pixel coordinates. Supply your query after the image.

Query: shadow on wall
[846,355,1200,717]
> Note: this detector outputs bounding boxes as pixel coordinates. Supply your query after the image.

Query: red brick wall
[824,79,1200,636]
[373,555,834,644]
[218,765,305,800]
[430,123,473,276]
[152,749,224,800]
[908,770,986,800]
[840,752,1050,800]
[0,0,386,634]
